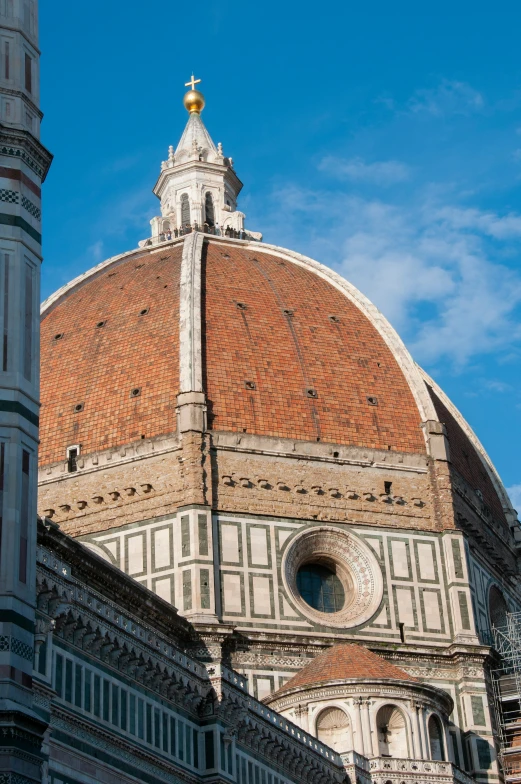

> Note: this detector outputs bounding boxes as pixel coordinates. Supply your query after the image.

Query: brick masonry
[40,245,183,465]
[202,242,426,452]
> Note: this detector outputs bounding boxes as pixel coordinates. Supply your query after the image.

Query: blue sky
[40,1,521,505]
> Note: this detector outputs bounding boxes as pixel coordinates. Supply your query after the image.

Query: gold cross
[185,74,201,91]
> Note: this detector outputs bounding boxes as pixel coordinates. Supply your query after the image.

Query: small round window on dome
[54,333,64,341]
[139,308,149,316]
[96,320,106,328]
[296,564,345,614]
[130,387,141,398]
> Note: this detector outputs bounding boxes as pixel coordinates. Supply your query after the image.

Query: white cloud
[408,80,484,116]
[481,379,513,393]
[259,187,521,367]
[87,240,104,263]
[434,206,521,239]
[507,484,521,511]
[318,156,411,185]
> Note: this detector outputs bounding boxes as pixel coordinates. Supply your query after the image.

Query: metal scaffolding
[492,612,521,783]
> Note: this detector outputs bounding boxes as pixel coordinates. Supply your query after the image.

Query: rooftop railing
[367,757,475,784]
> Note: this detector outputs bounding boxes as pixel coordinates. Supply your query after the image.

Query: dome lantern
[146,77,262,244]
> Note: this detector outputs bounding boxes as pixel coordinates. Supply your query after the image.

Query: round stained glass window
[296,564,345,613]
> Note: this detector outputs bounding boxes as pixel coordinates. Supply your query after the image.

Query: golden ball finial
[183,89,205,114]
[183,74,205,114]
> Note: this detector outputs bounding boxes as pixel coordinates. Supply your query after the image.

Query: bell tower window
[204,192,215,227]
[180,193,190,228]
[24,53,32,93]
[4,40,9,80]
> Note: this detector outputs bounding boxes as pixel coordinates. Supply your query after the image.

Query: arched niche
[428,714,445,760]
[489,585,509,631]
[316,706,350,753]
[376,705,408,758]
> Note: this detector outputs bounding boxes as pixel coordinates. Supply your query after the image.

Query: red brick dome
[40,237,430,467]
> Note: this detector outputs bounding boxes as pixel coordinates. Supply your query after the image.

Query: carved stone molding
[282,526,384,628]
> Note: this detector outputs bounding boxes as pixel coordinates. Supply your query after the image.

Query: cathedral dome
[38,86,516,566]
[39,233,514,546]
[39,236,427,465]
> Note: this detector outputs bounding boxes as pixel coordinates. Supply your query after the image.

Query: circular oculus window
[282,526,383,628]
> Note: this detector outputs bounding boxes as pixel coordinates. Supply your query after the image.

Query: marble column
[353,698,365,755]
[412,701,423,759]
[418,704,429,760]
[362,698,378,757]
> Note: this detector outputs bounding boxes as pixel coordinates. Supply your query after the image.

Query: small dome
[267,644,417,700]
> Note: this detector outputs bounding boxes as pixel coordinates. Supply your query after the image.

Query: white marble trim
[179,232,204,393]
[418,366,516,518]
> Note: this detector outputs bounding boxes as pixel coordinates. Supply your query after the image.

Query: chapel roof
[268,644,417,700]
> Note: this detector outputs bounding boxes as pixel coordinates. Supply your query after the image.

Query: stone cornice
[0,21,40,54]
[36,563,210,719]
[38,431,180,484]
[264,677,453,716]
[153,159,243,199]
[212,430,429,473]
[0,86,43,119]
[0,122,52,180]
[233,636,492,673]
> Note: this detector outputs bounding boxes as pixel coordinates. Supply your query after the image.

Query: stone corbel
[422,420,451,462]
[176,391,207,433]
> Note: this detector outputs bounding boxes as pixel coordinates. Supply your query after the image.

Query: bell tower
[0,1,52,782]
[150,76,261,241]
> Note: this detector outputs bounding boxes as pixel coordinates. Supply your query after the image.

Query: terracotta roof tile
[39,238,427,465]
[40,246,182,464]
[270,644,417,698]
[202,242,426,452]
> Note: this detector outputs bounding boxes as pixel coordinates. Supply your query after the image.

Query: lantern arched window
[180,193,190,227]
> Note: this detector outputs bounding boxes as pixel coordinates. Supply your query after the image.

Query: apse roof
[268,644,418,699]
